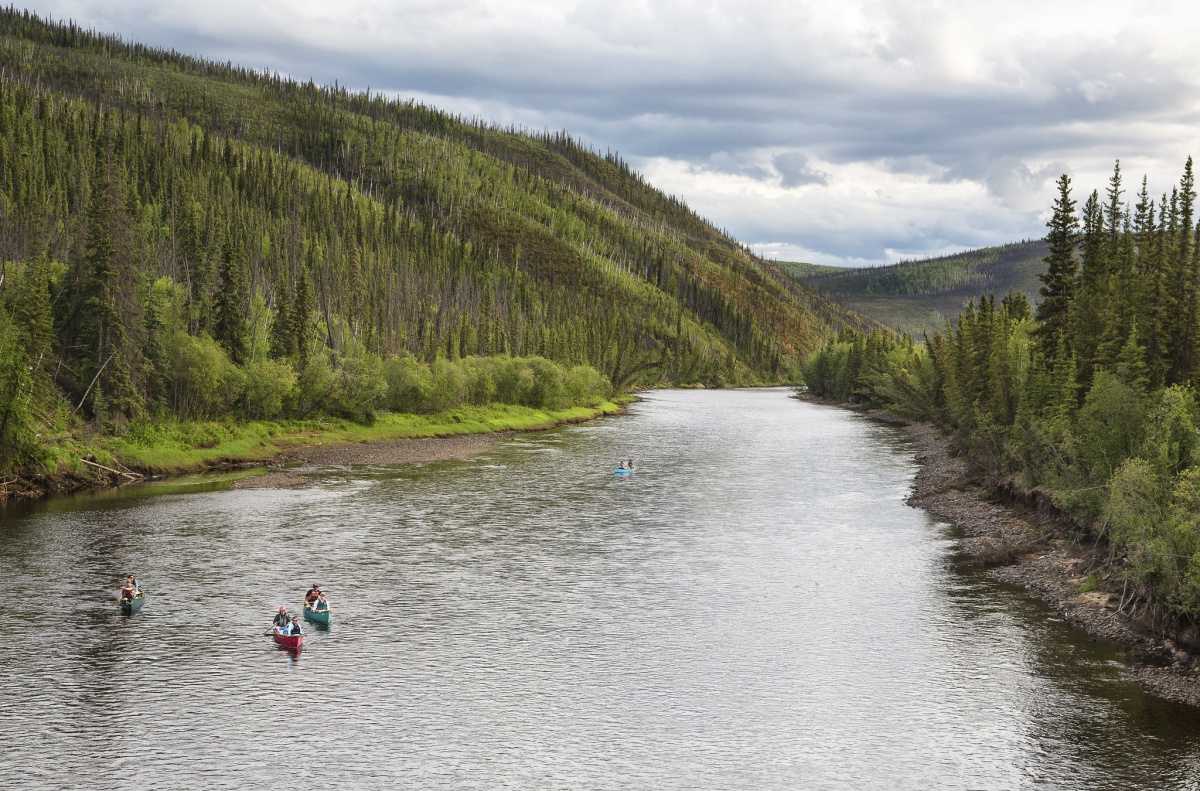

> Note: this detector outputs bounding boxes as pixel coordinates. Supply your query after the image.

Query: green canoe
[302,604,332,625]
[119,592,145,614]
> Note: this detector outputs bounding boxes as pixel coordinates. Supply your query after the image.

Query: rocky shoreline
[897,416,1200,707]
[796,391,1200,706]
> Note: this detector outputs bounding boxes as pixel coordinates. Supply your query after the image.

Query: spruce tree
[79,136,139,421]
[1096,214,1136,368]
[1113,322,1150,394]
[1071,189,1105,384]
[141,275,170,413]
[12,250,55,403]
[347,236,364,338]
[1168,158,1198,383]
[214,233,250,365]
[1035,174,1080,365]
[290,260,314,368]
[269,278,295,360]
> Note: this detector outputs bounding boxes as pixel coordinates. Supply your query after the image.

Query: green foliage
[327,353,388,422]
[804,159,1200,623]
[1035,174,1080,361]
[214,235,251,365]
[0,7,879,474]
[167,333,244,420]
[1076,371,1146,486]
[240,359,297,420]
[383,354,610,414]
[0,307,37,471]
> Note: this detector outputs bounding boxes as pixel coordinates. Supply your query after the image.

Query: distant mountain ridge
[782,240,1048,336]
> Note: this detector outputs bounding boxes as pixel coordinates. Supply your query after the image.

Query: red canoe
[272,632,304,650]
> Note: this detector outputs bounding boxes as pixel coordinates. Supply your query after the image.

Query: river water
[2,388,1199,789]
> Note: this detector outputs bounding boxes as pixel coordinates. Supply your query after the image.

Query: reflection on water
[2,388,1199,789]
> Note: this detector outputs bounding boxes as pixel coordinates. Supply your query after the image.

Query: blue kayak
[614,466,636,475]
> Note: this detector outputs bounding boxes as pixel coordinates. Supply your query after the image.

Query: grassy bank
[18,400,628,487]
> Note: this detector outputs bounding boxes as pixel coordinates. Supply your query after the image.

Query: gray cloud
[27,0,1200,264]
[773,153,830,188]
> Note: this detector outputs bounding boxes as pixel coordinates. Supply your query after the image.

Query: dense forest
[788,240,1047,337]
[804,160,1200,624]
[0,9,871,474]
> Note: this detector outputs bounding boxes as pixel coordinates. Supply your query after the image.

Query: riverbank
[799,392,1200,707]
[1,399,629,501]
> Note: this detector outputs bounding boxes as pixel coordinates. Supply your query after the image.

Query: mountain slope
[786,241,1047,336]
[0,9,875,396]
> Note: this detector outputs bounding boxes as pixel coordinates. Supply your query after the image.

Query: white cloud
[26,0,1200,264]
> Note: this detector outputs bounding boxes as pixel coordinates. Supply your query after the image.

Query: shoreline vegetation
[800,392,1200,707]
[0,10,852,502]
[903,413,1200,707]
[1,397,630,501]
[802,161,1200,705]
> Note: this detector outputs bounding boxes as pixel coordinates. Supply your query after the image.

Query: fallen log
[79,458,144,479]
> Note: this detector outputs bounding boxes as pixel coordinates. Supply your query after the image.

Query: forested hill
[0,7,871,406]
[785,241,1047,336]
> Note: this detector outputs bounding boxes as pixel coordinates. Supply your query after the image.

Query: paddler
[304,583,321,606]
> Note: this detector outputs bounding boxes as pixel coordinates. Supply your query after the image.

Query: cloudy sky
[24,1,1200,265]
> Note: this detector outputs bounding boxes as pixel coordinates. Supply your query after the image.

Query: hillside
[0,9,873,397]
[787,241,1047,336]
[773,261,844,279]
[0,9,888,475]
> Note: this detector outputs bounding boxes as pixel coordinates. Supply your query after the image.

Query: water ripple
[2,389,1199,789]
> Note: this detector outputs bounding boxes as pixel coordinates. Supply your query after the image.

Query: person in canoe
[313,591,330,612]
[118,576,141,607]
[272,606,291,629]
[118,577,140,602]
[304,583,321,606]
[620,459,634,470]
[287,616,304,636]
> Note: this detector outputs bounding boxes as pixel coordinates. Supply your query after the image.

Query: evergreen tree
[214,232,250,365]
[1168,157,1198,384]
[1113,322,1150,393]
[269,278,295,361]
[12,249,55,402]
[180,199,210,336]
[141,275,170,413]
[347,236,364,339]
[1071,189,1106,384]
[77,135,139,421]
[290,260,315,368]
[1035,174,1080,365]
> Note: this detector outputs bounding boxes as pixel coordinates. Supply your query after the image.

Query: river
[2,388,1199,789]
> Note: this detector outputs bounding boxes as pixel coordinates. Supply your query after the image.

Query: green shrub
[1077,371,1146,485]
[428,358,469,412]
[241,359,297,420]
[330,353,388,421]
[295,354,336,418]
[527,357,566,408]
[383,354,433,412]
[564,364,611,406]
[168,333,243,420]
